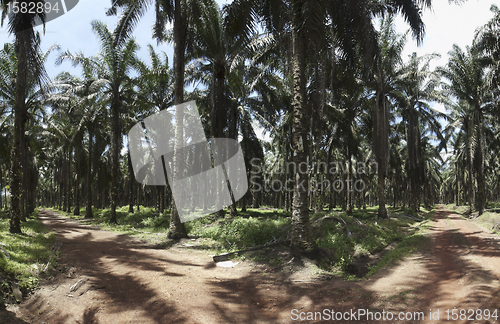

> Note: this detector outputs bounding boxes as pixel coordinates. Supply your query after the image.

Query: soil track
[4,205,500,323]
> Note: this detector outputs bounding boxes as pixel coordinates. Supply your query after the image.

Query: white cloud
[396,0,496,69]
[16,0,173,79]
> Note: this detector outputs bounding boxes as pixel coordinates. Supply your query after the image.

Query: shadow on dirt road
[5,206,500,323]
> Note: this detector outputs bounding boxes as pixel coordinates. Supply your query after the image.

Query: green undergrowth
[442,202,500,235]
[312,206,434,275]
[46,204,434,277]
[443,203,470,215]
[0,208,56,304]
[186,212,291,251]
[461,202,500,234]
[47,206,169,238]
[47,205,291,248]
[364,221,432,277]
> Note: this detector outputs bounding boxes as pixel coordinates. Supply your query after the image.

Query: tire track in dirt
[8,209,332,323]
[415,206,500,322]
[367,205,500,323]
[6,206,500,323]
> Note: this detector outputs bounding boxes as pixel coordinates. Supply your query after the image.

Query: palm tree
[1,0,48,233]
[133,44,174,214]
[0,43,16,212]
[107,0,205,238]
[395,52,445,211]
[439,45,488,215]
[189,0,261,217]
[57,20,139,223]
[47,66,107,218]
[420,129,445,207]
[369,16,407,218]
[324,53,372,213]
[239,35,293,210]
[0,41,56,220]
[134,45,174,114]
[474,4,500,95]
[225,0,433,251]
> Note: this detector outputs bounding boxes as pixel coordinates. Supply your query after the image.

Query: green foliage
[0,209,55,302]
[49,205,292,250]
[140,215,166,228]
[365,231,431,277]
[188,215,291,252]
[44,205,432,278]
[314,210,426,273]
[49,205,161,227]
[315,221,353,270]
[467,204,500,234]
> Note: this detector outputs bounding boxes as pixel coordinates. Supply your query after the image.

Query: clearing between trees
[3,205,500,323]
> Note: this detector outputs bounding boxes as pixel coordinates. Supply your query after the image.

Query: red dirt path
[3,205,500,323]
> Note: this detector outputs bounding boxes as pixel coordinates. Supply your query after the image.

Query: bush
[190,216,291,251]
[0,209,55,303]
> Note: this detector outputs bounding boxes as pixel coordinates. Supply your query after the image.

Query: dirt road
[5,206,500,323]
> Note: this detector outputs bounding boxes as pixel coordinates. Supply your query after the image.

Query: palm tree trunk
[73,144,81,215]
[211,66,228,218]
[85,126,93,218]
[374,90,388,218]
[66,149,72,213]
[226,100,238,217]
[9,29,29,233]
[20,117,27,221]
[456,160,461,206]
[327,143,333,211]
[407,111,421,212]
[466,119,474,210]
[252,176,260,208]
[156,186,162,213]
[128,148,134,214]
[168,0,188,239]
[474,109,485,214]
[290,25,313,253]
[0,170,3,210]
[109,89,120,224]
[136,185,141,213]
[26,155,36,216]
[346,150,352,214]
[213,70,238,218]
[58,158,62,210]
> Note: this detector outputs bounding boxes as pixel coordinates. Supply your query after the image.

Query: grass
[46,206,172,244]
[186,212,291,251]
[312,205,434,274]
[47,204,435,278]
[49,205,292,250]
[443,203,470,215]
[444,202,500,234]
[468,202,500,234]
[0,208,56,303]
[364,221,432,277]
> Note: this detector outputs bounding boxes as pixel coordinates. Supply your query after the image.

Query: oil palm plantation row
[2,0,499,253]
[440,5,500,215]
[1,0,49,233]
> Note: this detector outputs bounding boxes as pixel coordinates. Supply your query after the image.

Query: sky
[396,0,496,65]
[394,0,496,113]
[0,0,497,121]
[1,0,169,78]
[1,0,496,79]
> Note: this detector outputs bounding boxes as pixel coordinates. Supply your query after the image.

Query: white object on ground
[216,261,239,268]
